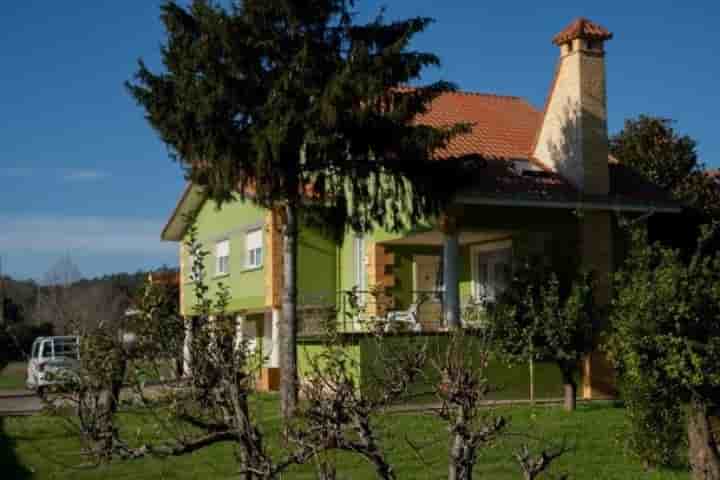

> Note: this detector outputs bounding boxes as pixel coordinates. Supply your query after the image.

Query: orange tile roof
[552,17,613,46]
[415,91,543,161]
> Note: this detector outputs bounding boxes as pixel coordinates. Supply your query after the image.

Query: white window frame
[245,228,263,269]
[215,239,230,276]
[470,240,512,303]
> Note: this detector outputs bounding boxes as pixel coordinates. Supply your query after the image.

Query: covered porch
[362,203,589,332]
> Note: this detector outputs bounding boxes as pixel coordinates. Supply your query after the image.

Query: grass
[0,362,28,390]
[0,361,179,393]
[0,396,690,479]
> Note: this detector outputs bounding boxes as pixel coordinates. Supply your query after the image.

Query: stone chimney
[533,18,613,195]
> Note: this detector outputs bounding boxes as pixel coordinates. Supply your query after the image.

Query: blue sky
[1,1,718,280]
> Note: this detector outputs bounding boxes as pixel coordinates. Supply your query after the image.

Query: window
[40,341,52,358]
[246,229,263,268]
[215,239,230,276]
[53,338,79,359]
[471,242,512,302]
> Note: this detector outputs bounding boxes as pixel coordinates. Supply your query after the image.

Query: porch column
[268,308,281,368]
[235,314,245,350]
[441,215,461,329]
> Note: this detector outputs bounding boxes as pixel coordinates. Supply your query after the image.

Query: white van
[26,336,80,394]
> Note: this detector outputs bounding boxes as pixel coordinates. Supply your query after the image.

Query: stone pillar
[441,215,461,329]
[265,208,284,309]
[366,243,396,318]
[580,211,616,399]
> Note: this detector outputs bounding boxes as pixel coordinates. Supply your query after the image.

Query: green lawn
[0,361,179,393]
[0,362,27,390]
[0,396,690,479]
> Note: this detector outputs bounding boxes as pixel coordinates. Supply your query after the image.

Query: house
[160,18,679,396]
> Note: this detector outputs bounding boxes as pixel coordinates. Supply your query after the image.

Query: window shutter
[215,240,230,257]
[246,229,262,251]
[246,228,263,267]
[216,239,230,258]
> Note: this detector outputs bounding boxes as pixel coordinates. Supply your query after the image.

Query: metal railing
[296,290,454,336]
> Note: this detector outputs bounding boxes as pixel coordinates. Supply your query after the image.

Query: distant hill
[1,267,178,325]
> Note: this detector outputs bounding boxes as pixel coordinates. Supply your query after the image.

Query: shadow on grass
[0,417,33,479]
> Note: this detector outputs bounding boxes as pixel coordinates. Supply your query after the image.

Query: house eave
[455,193,682,213]
[161,183,206,242]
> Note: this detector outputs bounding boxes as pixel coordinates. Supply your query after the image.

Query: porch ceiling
[380,230,512,246]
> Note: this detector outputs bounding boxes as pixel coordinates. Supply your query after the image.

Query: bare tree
[43,254,82,287]
[433,324,506,480]
[34,255,130,335]
[514,444,570,480]
[290,299,428,479]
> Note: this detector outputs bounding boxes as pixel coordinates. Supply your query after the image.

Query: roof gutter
[455,195,682,213]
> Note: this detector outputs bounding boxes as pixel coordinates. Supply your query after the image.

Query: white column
[245,318,257,355]
[235,314,245,350]
[443,230,461,328]
[267,308,281,368]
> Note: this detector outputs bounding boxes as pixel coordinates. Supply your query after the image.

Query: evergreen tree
[127,0,465,419]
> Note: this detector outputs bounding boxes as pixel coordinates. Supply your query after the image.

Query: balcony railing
[296,290,493,336]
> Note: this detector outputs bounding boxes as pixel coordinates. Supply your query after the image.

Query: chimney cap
[552,17,613,46]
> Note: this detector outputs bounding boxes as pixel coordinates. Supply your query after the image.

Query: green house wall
[181,199,584,318]
[182,197,339,315]
[298,226,337,305]
[298,333,575,400]
[182,198,268,314]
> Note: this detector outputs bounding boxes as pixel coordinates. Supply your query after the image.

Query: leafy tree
[606,226,720,479]
[610,115,720,219]
[491,266,595,411]
[127,0,464,419]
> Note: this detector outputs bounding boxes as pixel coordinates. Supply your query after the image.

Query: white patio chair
[385,300,423,332]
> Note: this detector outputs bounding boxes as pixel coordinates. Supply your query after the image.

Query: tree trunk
[688,395,720,480]
[560,367,576,412]
[448,407,474,480]
[95,356,126,458]
[529,358,535,405]
[448,435,474,480]
[232,385,258,480]
[448,436,464,480]
[280,202,299,422]
[182,316,194,378]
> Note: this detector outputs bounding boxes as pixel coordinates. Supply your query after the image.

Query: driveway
[0,390,42,416]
